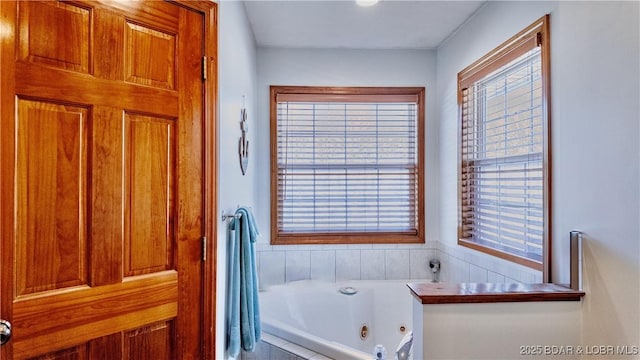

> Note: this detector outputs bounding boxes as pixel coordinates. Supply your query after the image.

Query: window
[458,16,550,274]
[271,86,425,245]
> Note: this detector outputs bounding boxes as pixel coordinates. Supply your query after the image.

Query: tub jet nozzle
[338,286,358,295]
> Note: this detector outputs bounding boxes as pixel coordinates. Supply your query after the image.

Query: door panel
[18,1,91,73]
[125,22,176,89]
[1,1,210,358]
[125,114,175,277]
[16,99,89,297]
[123,320,174,360]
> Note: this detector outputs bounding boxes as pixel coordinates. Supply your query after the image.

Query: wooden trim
[417,87,426,246]
[272,233,423,245]
[0,2,17,360]
[270,86,280,246]
[458,239,543,271]
[407,282,584,304]
[168,1,218,358]
[272,85,426,97]
[459,34,538,89]
[277,93,419,103]
[458,16,546,88]
[540,14,552,282]
[456,15,550,274]
[270,86,426,245]
[199,2,218,359]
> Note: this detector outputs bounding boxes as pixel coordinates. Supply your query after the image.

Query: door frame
[0,1,218,358]
[173,1,219,358]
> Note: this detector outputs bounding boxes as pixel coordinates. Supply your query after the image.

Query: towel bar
[221,211,242,221]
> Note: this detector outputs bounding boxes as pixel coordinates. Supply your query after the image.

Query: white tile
[336,250,361,280]
[255,242,272,251]
[292,245,320,251]
[469,264,488,282]
[438,253,450,282]
[322,244,349,251]
[533,272,543,283]
[487,271,505,283]
[260,251,285,287]
[409,249,431,280]
[347,244,373,250]
[361,250,385,280]
[396,243,422,249]
[310,250,336,282]
[519,271,537,284]
[505,276,522,284]
[255,250,261,279]
[492,259,511,276]
[285,251,310,282]
[385,249,410,280]
[449,256,470,283]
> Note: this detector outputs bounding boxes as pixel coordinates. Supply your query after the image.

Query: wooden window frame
[270,86,425,245]
[457,15,551,279]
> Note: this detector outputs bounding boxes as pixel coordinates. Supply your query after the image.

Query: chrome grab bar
[569,230,583,291]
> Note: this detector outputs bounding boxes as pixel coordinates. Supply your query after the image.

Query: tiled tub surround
[255,240,541,289]
[256,242,438,288]
[437,242,543,284]
[258,280,414,360]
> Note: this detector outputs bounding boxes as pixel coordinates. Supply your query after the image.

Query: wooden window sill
[407,282,585,304]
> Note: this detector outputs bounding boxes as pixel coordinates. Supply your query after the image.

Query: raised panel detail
[18,1,91,73]
[28,345,88,360]
[125,22,175,89]
[16,99,89,296]
[88,333,123,359]
[125,114,175,276]
[124,321,174,360]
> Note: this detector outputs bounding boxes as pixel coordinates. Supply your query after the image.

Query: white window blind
[275,94,419,236]
[460,45,545,264]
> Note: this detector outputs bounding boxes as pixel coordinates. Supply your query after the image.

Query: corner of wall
[216,2,259,359]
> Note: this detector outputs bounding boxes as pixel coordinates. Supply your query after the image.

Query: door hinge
[202,56,207,81]
[201,236,207,262]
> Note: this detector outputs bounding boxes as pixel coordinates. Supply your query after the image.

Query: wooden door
[0,1,216,359]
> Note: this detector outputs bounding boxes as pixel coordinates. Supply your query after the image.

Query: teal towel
[227,207,261,358]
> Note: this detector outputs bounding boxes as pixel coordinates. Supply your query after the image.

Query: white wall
[217,2,258,358]
[254,48,440,287]
[437,0,639,348]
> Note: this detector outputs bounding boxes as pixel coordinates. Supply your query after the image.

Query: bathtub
[259,280,414,360]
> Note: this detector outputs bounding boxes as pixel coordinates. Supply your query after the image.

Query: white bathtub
[259,280,414,360]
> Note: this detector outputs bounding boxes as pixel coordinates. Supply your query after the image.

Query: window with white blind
[270,86,425,245]
[458,16,550,273]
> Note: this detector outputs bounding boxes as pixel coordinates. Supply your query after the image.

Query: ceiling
[243,0,487,50]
